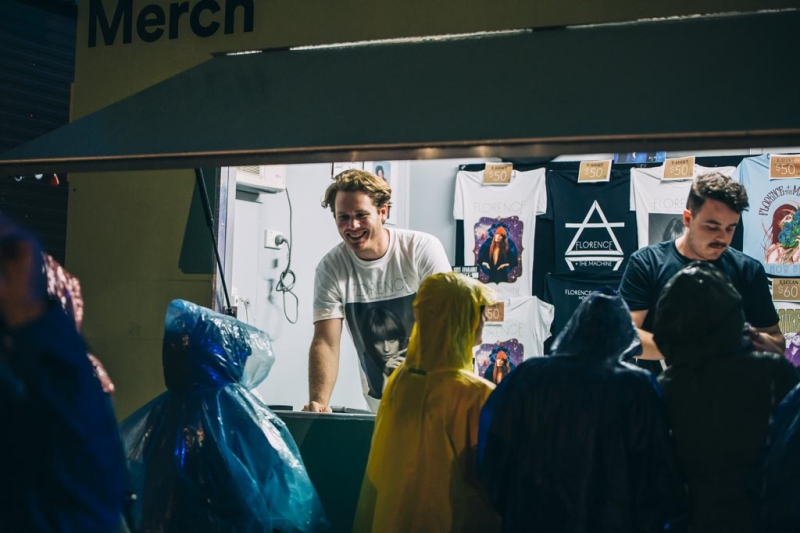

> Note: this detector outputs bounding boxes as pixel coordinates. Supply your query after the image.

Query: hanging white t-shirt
[474,296,554,384]
[480,296,554,358]
[313,228,451,411]
[453,168,547,298]
[629,164,736,249]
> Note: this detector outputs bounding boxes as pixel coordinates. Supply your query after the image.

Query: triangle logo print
[563,200,625,271]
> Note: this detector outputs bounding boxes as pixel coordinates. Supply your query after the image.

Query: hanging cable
[194,168,235,316]
[275,187,298,324]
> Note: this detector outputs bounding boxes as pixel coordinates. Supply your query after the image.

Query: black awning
[1,10,799,175]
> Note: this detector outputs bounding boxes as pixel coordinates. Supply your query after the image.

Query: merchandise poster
[473,216,524,285]
[475,339,523,386]
[737,155,800,277]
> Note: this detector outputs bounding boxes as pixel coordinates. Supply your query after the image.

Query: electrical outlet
[264,229,283,249]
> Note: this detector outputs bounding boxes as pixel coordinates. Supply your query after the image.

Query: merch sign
[88,0,254,47]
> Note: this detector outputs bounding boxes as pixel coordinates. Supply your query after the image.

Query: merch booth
[1,2,799,530]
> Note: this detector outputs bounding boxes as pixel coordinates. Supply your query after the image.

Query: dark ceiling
[14,0,77,18]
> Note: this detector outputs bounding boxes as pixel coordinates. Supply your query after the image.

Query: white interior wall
[231,163,366,410]
[230,158,497,409]
[407,158,500,258]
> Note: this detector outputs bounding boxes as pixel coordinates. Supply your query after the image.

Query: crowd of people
[2,170,800,532]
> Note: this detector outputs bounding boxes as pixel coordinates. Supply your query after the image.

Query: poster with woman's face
[475,339,523,385]
[764,202,800,265]
[473,216,523,284]
[365,161,396,225]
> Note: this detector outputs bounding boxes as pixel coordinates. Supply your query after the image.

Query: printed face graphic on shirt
[474,217,523,284]
[649,213,685,245]
[476,339,523,385]
[564,200,625,271]
[345,294,416,400]
[761,201,800,265]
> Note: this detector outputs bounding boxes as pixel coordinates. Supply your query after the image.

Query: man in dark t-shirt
[620,173,784,375]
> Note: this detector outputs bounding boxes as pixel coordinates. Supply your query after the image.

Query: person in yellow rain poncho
[353,272,501,533]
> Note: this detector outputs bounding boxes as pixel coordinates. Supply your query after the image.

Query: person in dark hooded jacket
[477,289,687,533]
[653,261,799,533]
[760,383,800,533]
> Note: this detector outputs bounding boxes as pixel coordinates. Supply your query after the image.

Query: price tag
[577,160,612,183]
[662,156,695,180]
[484,302,505,322]
[483,163,513,185]
[769,155,800,179]
[773,278,800,302]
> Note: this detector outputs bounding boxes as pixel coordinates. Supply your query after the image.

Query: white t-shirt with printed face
[474,295,554,384]
[453,169,547,299]
[629,165,736,249]
[479,296,554,358]
[313,228,451,411]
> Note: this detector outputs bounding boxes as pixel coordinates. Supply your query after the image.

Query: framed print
[365,161,408,226]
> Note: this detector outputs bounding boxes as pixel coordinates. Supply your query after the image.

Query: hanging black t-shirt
[543,273,623,347]
[619,240,779,333]
[543,168,638,275]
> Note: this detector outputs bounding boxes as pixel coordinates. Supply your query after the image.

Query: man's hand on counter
[302,401,333,413]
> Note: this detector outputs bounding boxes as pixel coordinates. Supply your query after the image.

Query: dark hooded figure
[478,223,519,283]
[760,383,800,533]
[119,300,327,533]
[477,289,687,533]
[653,262,799,533]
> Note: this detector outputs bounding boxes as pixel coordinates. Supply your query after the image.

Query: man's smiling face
[334,191,389,261]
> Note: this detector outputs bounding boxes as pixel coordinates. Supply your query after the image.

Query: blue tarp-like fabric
[761,383,800,533]
[477,290,687,533]
[120,299,327,532]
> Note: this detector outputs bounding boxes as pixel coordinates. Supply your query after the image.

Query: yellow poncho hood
[354,272,500,533]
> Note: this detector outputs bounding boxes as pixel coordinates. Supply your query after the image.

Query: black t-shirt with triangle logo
[543,168,638,275]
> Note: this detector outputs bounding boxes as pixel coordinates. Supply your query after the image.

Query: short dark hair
[686,172,749,215]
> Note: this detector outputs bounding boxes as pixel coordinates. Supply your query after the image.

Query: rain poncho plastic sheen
[653,262,799,533]
[478,289,687,533]
[761,383,800,533]
[119,300,327,533]
[353,272,501,533]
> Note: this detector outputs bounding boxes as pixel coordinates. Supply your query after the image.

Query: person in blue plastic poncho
[652,262,799,533]
[477,289,688,533]
[354,272,501,533]
[119,299,327,533]
[760,382,800,533]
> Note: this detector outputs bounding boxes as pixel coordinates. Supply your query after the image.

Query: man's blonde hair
[321,169,392,215]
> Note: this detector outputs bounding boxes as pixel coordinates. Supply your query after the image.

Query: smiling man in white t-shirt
[303,170,451,413]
